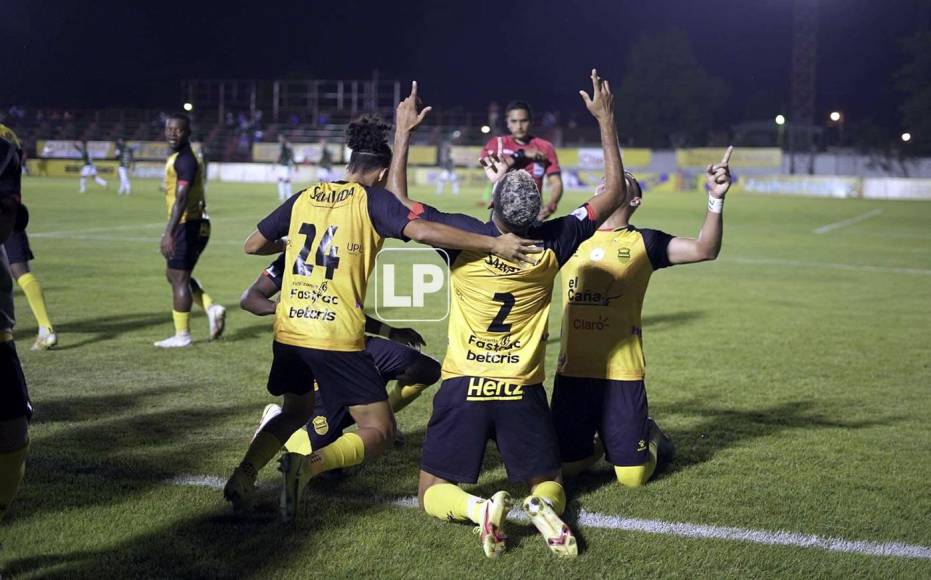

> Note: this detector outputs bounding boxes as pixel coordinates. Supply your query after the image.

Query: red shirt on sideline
[480,135,561,194]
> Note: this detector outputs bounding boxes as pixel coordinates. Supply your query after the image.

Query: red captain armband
[407,202,426,221]
[570,203,597,222]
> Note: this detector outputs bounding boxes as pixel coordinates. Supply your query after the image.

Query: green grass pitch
[2,177,930,578]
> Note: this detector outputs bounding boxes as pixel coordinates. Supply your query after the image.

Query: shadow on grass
[223,320,270,343]
[17,311,177,349]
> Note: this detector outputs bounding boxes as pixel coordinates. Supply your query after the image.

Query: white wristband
[708,195,724,214]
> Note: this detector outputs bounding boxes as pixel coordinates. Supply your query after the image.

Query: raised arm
[579,69,625,226]
[388,81,432,208]
[667,146,732,264]
[402,219,542,266]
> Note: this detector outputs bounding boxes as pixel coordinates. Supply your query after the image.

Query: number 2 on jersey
[487,292,516,333]
[293,223,341,279]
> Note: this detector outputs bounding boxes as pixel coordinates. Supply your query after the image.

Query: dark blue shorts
[421,377,561,484]
[0,341,32,421]
[167,219,210,271]
[551,375,650,467]
[267,341,387,411]
[306,336,429,449]
[3,230,33,265]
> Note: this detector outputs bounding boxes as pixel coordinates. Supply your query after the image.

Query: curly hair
[346,115,392,172]
[493,170,541,232]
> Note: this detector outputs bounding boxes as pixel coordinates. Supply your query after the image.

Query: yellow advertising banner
[27,159,119,178]
[37,140,201,161]
[677,147,782,168]
[692,174,862,197]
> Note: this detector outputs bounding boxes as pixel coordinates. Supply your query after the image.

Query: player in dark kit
[74,140,107,192]
[240,253,441,454]
[552,148,732,487]
[115,138,134,195]
[154,114,225,348]
[0,124,33,521]
[410,71,625,558]
[479,101,563,219]
[276,134,295,202]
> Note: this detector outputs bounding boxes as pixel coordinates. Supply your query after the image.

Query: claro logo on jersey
[466,377,524,401]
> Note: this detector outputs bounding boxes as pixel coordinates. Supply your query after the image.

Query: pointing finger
[721,145,734,165]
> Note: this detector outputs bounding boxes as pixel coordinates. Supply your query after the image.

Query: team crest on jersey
[313,416,329,435]
[617,247,631,263]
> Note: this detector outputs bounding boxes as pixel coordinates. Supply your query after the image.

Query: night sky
[1,0,927,131]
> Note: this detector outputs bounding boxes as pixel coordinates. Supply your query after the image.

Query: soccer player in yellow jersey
[223,111,542,522]
[155,114,225,348]
[0,124,33,521]
[552,146,733,488]
[415,70,626,558]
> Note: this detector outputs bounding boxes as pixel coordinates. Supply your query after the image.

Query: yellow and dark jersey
[164,143,207,223]
[557,226,672,381]
[422,205,599,385]
[256,181,414,352]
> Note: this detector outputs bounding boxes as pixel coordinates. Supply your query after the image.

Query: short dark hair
[505,101,532,119]
[167,113,191,130]
[346,115,392,172]
[625,171,642,198]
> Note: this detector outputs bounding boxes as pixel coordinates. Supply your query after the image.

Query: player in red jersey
[479,101,563,219]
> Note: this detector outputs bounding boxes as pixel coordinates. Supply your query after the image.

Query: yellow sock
[530,481,566,515]
[0,441,29,522]
[283,428,312,455]
[614,461,655,488]
[387,383,428,414]
[241,431,283,476]
[172,310,190,335]
[190,278,214,311]
[423,483,485,524]
[17,273,52,330]
[306,432,365,478]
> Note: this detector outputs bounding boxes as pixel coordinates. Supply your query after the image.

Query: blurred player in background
[412,71,624,559]
[434,133,459,195]
[74,140,107,193]
[316,138,333,182]
[479,101,562,219]
[224,108,541,522]
[155,113,225,348]
[0,124,33,522]
[115,138,134,195]
[240,253,441,454]
[552,147,732,487]
[275,134,295,202]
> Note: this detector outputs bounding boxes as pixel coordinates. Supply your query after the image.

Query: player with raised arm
[75,140,107,193]
[479,101,563,219]
[0,124,33,521]
[240,253,441,454]
[154,114,225,348]
[414,70,625,559]
[275,134,295,202]
[552,147,733,487]
[223,111,542,522]
[115,138,134,195]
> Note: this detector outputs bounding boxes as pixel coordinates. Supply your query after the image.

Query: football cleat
[31,331,58,351]
[207,304,226,341]
[223,466,256,513]
[153,334,192,348]
[254,404,282,439]
[476,491,511,558]
[279,452,308,524]
[523,495,578,558]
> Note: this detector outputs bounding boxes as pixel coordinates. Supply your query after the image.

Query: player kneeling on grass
[417,70,625,559]
[240,253,441,453]
[552,148,733,487]
[222,114,542,523]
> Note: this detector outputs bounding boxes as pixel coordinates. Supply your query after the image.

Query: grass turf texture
[2,177,930,578]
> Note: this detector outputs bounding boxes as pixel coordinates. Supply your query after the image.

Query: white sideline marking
[169,475,931,560]
[30,222,166,237]
[813,209,883,234]
[722,257,931,276]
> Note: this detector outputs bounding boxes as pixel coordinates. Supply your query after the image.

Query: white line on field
[169,475,931,560]
[30,222,167,237]
[721,256,931,276]
[813,209,883,234]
